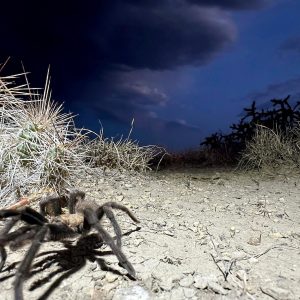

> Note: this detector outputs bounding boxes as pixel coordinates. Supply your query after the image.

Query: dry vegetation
[86,126,165,172]
[239,125,300,171]
[0,68,161,207]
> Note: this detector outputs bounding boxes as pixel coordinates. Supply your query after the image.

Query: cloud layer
[0,0,271,148]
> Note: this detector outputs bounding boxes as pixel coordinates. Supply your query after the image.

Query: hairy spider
[0,189,140,300]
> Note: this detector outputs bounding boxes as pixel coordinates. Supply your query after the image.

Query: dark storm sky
[1,0,300,150]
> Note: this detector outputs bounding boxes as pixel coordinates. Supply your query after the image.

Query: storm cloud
[185,0,272,10]
[0,0,273,148]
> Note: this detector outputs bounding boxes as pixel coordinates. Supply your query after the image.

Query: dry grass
[86,127,165,172]
[239,125,300,170]
[0,66,164,207]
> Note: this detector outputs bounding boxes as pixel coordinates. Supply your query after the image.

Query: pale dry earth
[0,167,299,300]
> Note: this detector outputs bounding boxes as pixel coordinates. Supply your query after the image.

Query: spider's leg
[0,246,6,271]
[0,217,19,270]
[103,202,139,223]
[67,189,86,214]
[9,226,40,250]
[14,225,49,300]
[39,194,64,216]
[0,208,48,225]
[102,206,122,248]
[83,208,136,278]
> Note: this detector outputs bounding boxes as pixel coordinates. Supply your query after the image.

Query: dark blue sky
[1,0,300,150]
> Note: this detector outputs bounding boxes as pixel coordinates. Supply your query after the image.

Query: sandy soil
[0,167,299,300]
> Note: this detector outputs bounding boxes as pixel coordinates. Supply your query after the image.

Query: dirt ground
[0,167,299,300]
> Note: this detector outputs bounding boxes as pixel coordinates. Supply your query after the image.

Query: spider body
[0,189,139,300]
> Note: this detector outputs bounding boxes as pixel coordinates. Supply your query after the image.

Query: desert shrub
[201,96,300,165]
[239,125,299,170]
[0,72,88,207]
[86,128,165,172]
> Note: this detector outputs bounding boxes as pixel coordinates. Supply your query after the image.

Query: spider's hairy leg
[0,207,48,226]
[103,202,140,223]
[0,217,18,270]
[83,207,136,278]
[48,222,78,240]
[98,202,139,248]
[14,225,49,300]
[102,206,122,248]
[0,208,48,275]
[39,194,66,216]
[66,189,86,214]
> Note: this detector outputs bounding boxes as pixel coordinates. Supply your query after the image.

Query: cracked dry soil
[0,168,299,300]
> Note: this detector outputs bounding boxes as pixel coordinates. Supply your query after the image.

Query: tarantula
[0,189,140,300]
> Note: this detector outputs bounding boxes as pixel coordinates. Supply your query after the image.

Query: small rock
[133,238,143,247]
[269,232,283,239]
[188,226,198,233]
[113,285,150,300]
[170,287,185,300]
[249,257,258,264]
[164,230,174,237]
[116,195,124,201]
[183,287,196,298]
[124,183,133,188]
[208,281,228,295]
[261,286,292,300]
[194,275,208,289]
[193,274,218,290]
[159,278,174,291]
[236,270,248,281]
[105,272,118,283]
[89,262,98,271]
[247,235,261,246]
[231,251,246,260]
[179,274,194,287]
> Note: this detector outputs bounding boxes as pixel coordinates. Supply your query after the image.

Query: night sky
[1,0,300,150]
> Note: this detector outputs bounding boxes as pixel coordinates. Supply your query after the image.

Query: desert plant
[239,125,297,170]
[87,126,165,172]
[0,70,88,207]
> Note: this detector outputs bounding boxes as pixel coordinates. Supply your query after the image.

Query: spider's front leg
[0,207,50,300]
[14,225,49,300]
[0,217,19,270]
[99,202,139,248]
[83,207,136,278]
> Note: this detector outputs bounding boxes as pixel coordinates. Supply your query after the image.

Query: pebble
[170,287,185,299]
[183,287,196,298]
[112,285,150,300]
[164,230,174,237]
[89,262,98,271]
[116,195,124,201]
[105,272,118,283]
[261,286,292,300]
[179,274,194,287]
[269,232,283,238]
[247,236,261,246]
[193,274,218,290]
[124,184,133,188]
[208,281,228,295]
[159,278,175,291]
[194,275,208,289]
[249,257,258,264]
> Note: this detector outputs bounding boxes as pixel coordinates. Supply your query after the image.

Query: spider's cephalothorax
[0,189,140,300]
